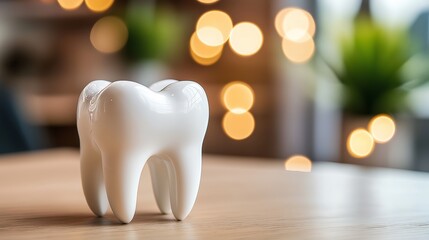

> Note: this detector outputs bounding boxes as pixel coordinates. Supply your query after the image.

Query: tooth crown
[77,79,209,223]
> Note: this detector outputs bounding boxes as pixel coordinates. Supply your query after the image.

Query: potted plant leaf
[123,2,184,86]
[325,16,429,168]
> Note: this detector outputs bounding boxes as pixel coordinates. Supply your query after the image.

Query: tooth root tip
[118,218,133,224]
[174,213,189,221]
[116,213,135,224]
[90,208,107,217]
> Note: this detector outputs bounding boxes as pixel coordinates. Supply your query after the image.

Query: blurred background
[1,0,429,171]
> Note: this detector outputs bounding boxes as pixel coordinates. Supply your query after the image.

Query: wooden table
[1,149,429,239]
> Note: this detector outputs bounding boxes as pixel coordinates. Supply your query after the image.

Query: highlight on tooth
[77,79,209,223]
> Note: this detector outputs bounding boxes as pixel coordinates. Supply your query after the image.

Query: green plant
[327,17,429,115]
[124,5,184,62]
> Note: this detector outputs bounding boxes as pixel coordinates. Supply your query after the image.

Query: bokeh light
[223,111,255,140]
[197,0,219,4]
[196,27,224,47]
[368,114,396,143]
[282,37,315,63]
[221,81,254,114]
[85,0,114,12]
[275,8,291,38]
[347,128,375,158]
[190,32,223,59]
[57,0,83,10]
[196,10,233,47]
[229,22,263,56]
[284,155,312,172]
[282,9,314,41]
[90,16,128,54]
[190,47,222,66]
[275,8,315,40]
[302,10,316,37]
[282,9,309,41]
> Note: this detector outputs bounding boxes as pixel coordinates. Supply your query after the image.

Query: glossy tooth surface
[77,79,209,223]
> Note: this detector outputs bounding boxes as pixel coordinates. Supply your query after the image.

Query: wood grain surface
[1,149,429,239]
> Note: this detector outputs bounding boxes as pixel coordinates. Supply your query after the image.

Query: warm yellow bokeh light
[222,111,255,140]
[90,16,128,54]
[57,0,83,10]
[190,32,223,59]
[284,9,309,41]
[368,114,396,143]
[85,0,114,12]
[347,128,375,158]
[229,22,263,56]
[190,30,222,65]
[196,10,233,47]
[275,8,291,38]
[275,8,316,40]
[190,47,222,66]
[282,9,312,41]
[302,10,316,37]
[196,27,224,48]
[221,81,254,114]
[282,37,315,63]
[285,155,312,172]
[197,0,219,4]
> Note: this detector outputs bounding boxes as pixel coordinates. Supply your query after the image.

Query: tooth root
[80,144,108,217]
[148,158,172,214]
[103,153,147,223]
[169,146,202,221]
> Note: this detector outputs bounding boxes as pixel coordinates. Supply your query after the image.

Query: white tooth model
[77,79,209,223]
